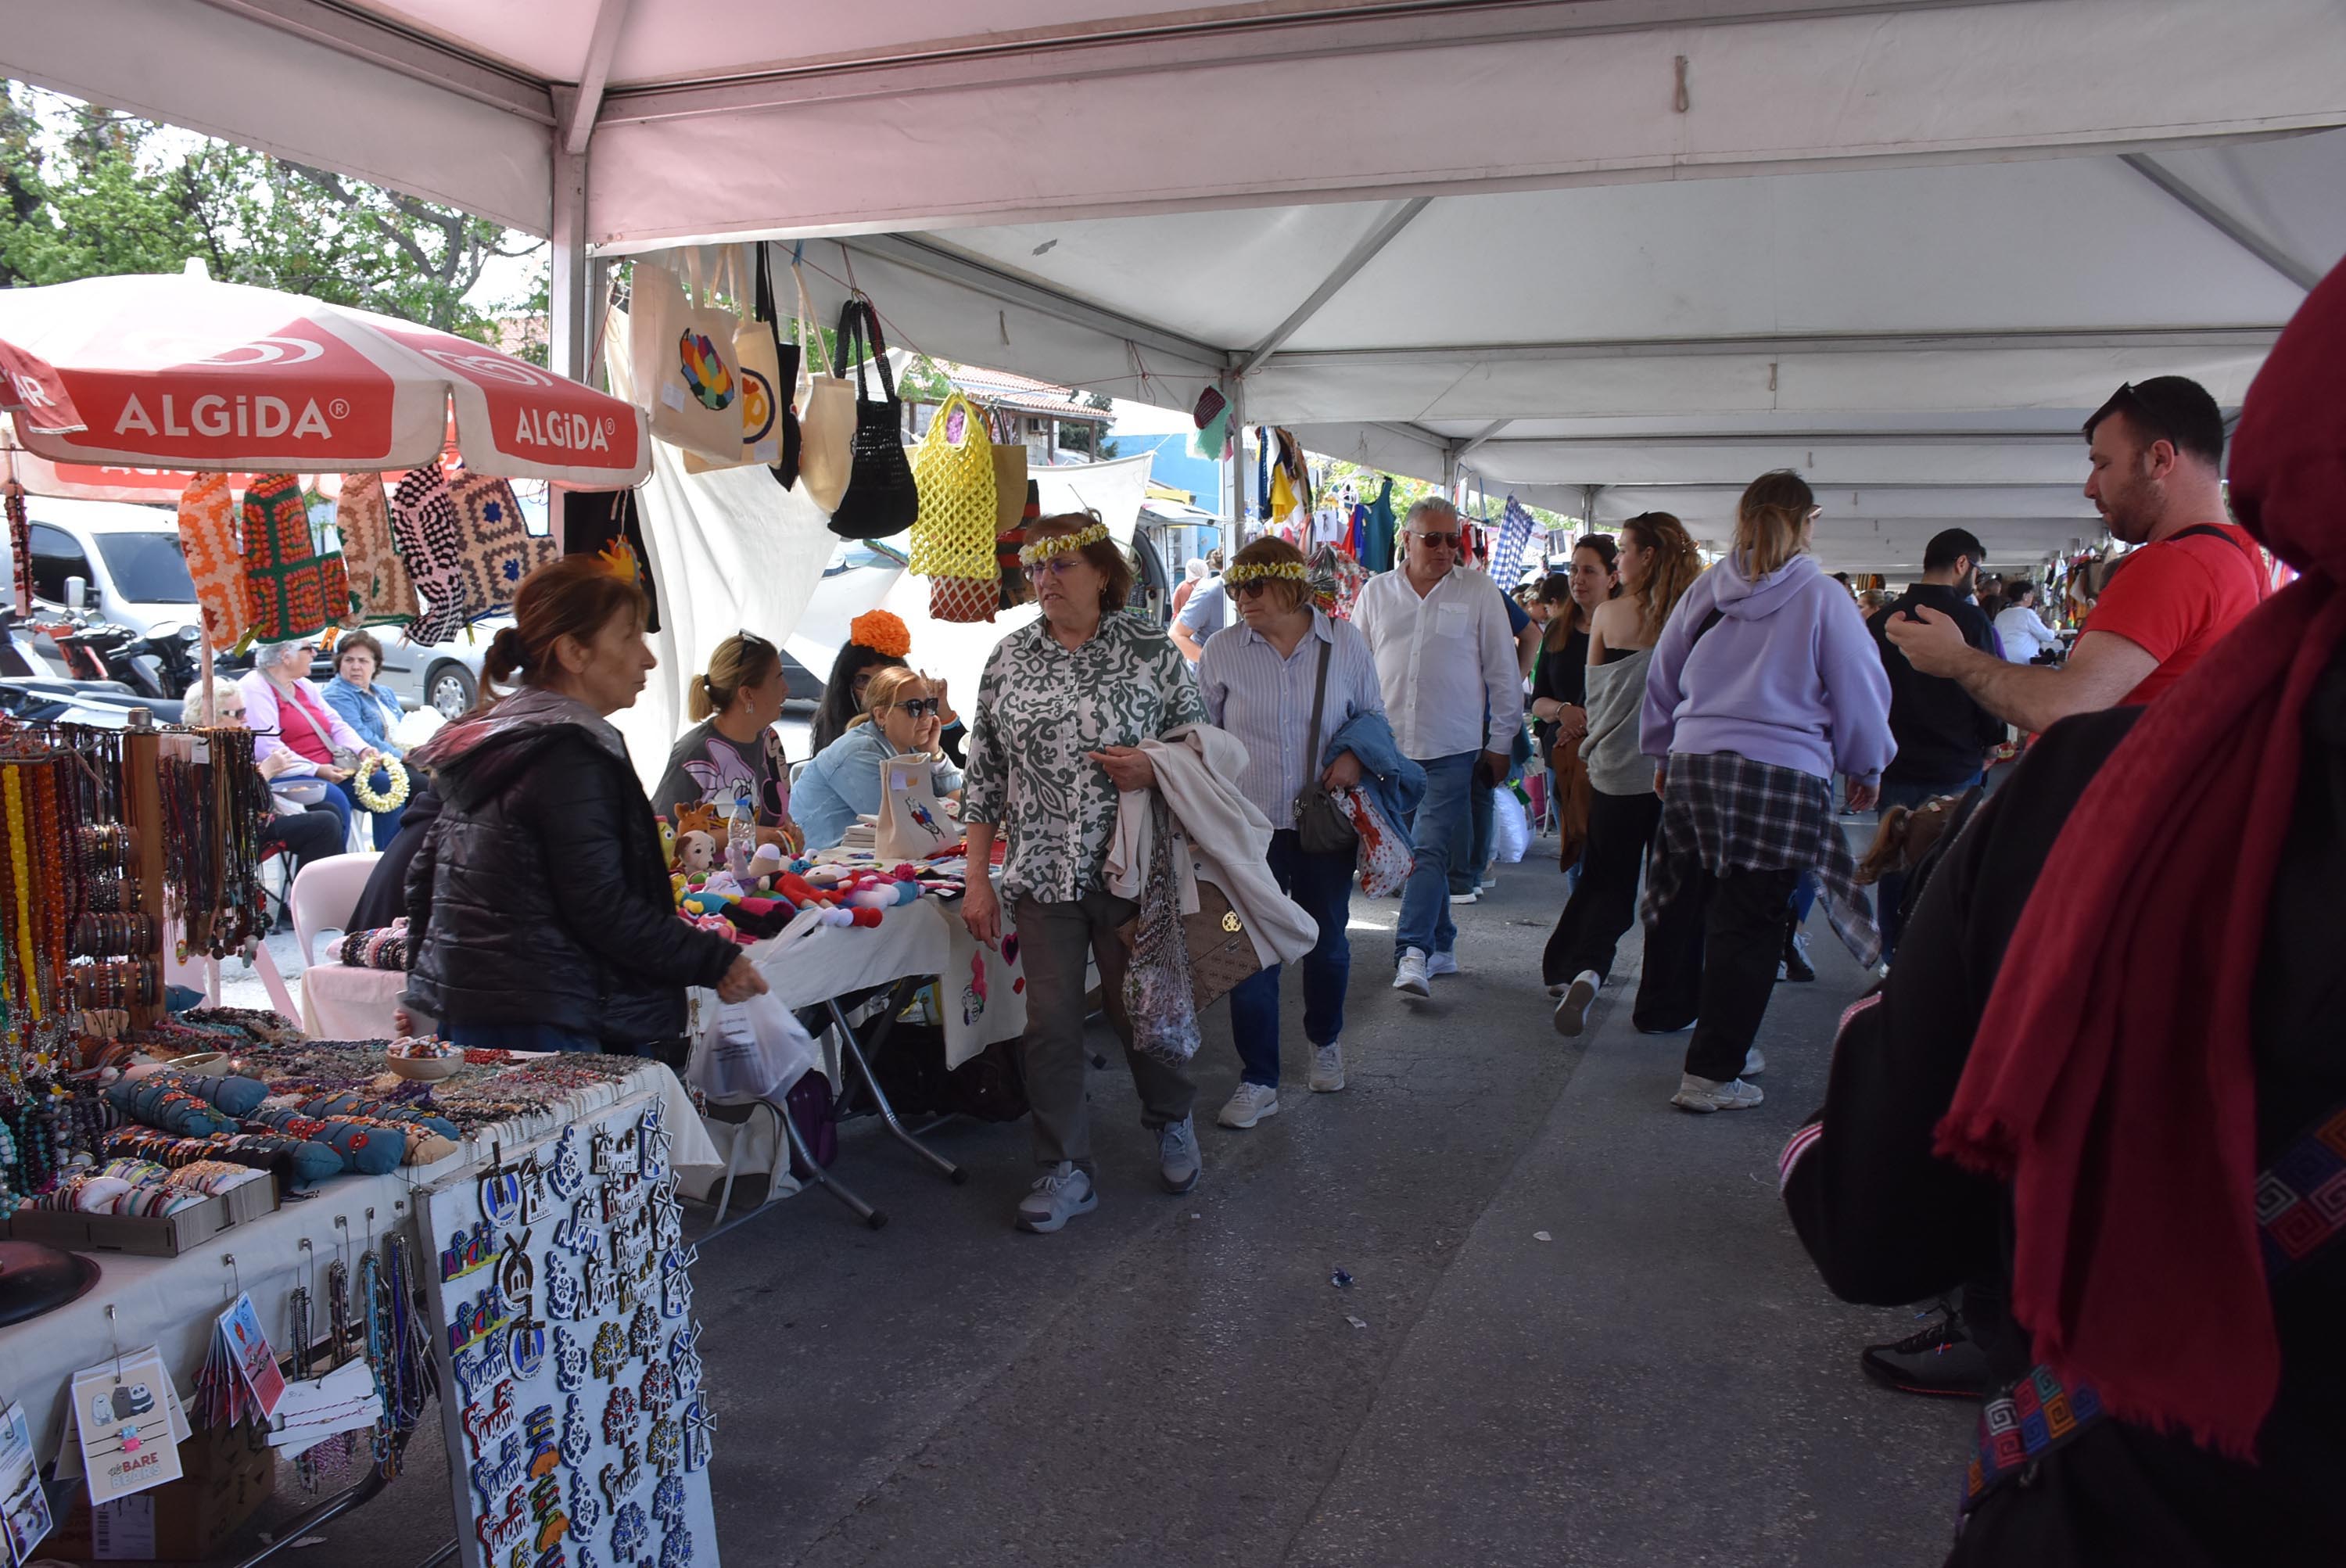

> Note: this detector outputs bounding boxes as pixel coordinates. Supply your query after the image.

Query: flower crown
[1223,559,1307,587]
[1018,520,1110,565]
[848,609,912,658]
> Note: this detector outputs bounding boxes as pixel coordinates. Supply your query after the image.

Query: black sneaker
[1781,922,1817,984]
[1860,1308,1989,1399]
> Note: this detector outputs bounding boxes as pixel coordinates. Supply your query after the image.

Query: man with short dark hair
[1867,528,2005,954]
[1886,376,2266,724]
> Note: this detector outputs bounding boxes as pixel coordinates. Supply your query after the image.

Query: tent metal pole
[547,93,593,383]
[1224,376,1246,557]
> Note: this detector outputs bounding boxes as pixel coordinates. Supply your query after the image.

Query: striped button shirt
[1197,609,1384,826]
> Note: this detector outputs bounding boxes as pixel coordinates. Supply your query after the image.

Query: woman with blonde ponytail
[652,631,796,831]
[1545,512,1707,1032]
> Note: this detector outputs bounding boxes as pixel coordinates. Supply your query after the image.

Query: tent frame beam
[2120,152,2321,293]
[1267,324,2283,369]
[192,0,554,124]
[1238,196,1430,375]
[565,0,637,154]
[1454,418,1513,458]
[835,234,1233,373]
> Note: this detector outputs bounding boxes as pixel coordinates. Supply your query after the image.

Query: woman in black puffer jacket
[403,555,766,1052]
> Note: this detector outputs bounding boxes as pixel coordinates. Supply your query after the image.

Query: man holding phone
[1353,497,1524,997]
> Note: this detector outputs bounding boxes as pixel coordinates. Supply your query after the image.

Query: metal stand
[823,989,967,1186]
[699,1097,885,1236]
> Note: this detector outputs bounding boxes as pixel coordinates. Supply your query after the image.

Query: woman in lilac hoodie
[1638,470,1894,1113]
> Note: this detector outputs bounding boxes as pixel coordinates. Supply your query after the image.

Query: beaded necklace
[5,767,41,1026]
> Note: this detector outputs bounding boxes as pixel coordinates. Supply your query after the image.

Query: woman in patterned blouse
[963,511,1209,1233]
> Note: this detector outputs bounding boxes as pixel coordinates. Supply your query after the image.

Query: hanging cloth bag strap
[1293,636,1358,856]
[754,242,802,488]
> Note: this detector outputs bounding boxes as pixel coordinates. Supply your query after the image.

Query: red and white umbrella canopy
[0,335,84,434]
[0,268,645,486]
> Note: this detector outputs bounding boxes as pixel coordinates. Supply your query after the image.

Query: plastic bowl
[387,1054,461,1082]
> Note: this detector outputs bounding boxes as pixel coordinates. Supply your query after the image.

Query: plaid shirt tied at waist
[1641,751,1882,970]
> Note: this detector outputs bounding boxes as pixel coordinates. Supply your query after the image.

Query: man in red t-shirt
[1886,375,2267,729]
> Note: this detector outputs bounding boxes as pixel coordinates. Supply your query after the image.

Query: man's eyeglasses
[892,698,942,719]
[1410,531,1462,549]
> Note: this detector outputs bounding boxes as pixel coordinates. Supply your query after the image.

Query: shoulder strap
[1689,607,1726,646]
[1305,634,1332,774]
[2165,523,2248,556]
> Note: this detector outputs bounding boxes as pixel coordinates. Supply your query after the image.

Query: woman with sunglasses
[653,630,798,835]
[791,666,962,851]
[1638,470,1892,1112]
[963,511,1208,1233]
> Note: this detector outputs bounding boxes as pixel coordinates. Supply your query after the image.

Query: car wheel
[426,663,477,719]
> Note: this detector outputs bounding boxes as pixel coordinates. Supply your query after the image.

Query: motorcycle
[44,615,203,703]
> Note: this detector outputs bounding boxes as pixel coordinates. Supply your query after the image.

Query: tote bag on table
[630,259,750,466]
[826,296,919,540]
[873,752,963,862]
[793,263,853,513]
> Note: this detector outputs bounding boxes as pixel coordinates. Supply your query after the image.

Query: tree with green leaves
[0,84,547,352]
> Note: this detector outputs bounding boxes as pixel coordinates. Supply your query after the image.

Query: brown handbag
[1552,739,1593,871]
[1117,820,1263,1012]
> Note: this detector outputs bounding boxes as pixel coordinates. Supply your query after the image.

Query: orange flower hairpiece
[848,608,911,658]
[596,537,644,587]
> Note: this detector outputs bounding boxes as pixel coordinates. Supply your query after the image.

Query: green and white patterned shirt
[963,611,1207,904]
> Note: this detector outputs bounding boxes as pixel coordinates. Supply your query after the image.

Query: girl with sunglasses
[791,665,963,851]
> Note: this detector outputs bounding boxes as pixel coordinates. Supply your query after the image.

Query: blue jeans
[1790,870,1817,924]
[1877,774,1980,955]
[448,1021,601,1053]
[1227,830,1354,1087]
[1453,782,1498,894]
[1398,750,1477,960]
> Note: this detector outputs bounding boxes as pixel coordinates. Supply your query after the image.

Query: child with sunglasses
[792,664,963,851]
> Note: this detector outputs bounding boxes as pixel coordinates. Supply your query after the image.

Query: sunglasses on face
[1024,555,1086,579]
[1232,579,1276,601]
[1411,531,1462,549]
[891,698,942,719]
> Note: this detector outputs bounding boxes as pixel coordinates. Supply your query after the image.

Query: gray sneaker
[1016,1161,1098,1233]
[1158,1115,1202,1193]
[1670,1073,1765,1113]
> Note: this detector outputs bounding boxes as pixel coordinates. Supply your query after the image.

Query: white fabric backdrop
[601,306,839,792]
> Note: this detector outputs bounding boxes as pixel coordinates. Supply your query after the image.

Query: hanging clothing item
[560,488,661,633]
[447,471,554,617]
[240,474,329,642]
[389,467,471,645]
[1347,502,1368,560]
[334,472,417,629]
[178,472,247,648]
[1255,426,1272,524]
[1363,477,1397,572]
[1491,496,1537,589]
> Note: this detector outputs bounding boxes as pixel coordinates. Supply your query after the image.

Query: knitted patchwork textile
[178,472,249,647]
[390,466,471,644]
[448,471,555,615]
[239,474,328,642]
[335,472,418,627]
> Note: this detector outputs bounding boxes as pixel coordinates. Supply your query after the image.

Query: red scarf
[1935,259,2346,1458]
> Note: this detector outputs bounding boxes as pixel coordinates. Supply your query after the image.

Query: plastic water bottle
[726,786,754,879]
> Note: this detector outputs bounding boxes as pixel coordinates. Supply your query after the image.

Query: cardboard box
[3,1179,277,1258]
[45,1416,276,1562]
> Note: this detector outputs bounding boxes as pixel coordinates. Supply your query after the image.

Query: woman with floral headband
[963,511,1207,1233]
[1196,536,1387,1129]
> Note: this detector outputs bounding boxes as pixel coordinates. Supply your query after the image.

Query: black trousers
[1544,788,1663,986]
[1680,861,1802,1081]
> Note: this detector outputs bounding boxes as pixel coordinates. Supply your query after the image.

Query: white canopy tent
[10,0,2343,575]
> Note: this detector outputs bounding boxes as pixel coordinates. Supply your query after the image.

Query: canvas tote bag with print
[683,246,787,476]
[792,262,854,513]
[873,751,963,862]
[630,258,750,465]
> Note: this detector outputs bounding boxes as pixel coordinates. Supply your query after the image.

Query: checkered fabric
[1641,749,1881,968]
[1964,1365,2106,1512]
[2255,1100,2346,1275]
[239,474,328,641]
[389,467,471,645]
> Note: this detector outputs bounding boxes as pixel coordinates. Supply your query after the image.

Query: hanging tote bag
[333,472,417,628]
[178,472,249,649]
[683,247,786,476]
[988,406,1028,537]
[792,263,853,513]
[825,296,920,540]
[630,258,750,465]
[1120,799,1203,1065]
[239,474,329,643]
[755,243,801,489]
[909,390,999,623]
[873,752,963,861]
[389,466,472,645]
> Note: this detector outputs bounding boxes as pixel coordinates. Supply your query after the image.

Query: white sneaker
[1216,1082,1279,1129]
[1016,1162,1099,1232]
[1670,1073,1765,1113]
[1448,890,1478,906]
[1309,1042,1346,1093]
[1742,1046,1767,1075]
[1552,971,1600,1037]
[1427,950,1459,978]
[1391,948,1432,997]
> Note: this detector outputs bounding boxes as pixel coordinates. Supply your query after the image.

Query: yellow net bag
[907,391,999,578]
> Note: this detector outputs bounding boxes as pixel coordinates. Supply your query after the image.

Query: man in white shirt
[1353,497,1526,996]
[1992,579,2064,664]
